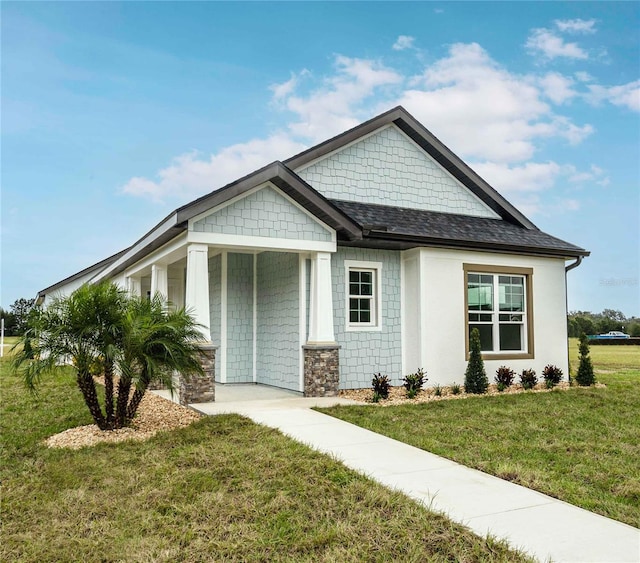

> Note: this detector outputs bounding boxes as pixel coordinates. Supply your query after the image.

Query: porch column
[185,244,211,341]
[126,276,141,297]
[150,263,168,301]
[304,251,340,397]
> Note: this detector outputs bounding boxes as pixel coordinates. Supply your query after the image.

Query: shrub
[371,373,391,400]
[433,384,442,397]
[520,369,537,390]
[450,382,461,395]
[403,368,426,399]
[576,333,596,386]
[542,364,563,388]
[494,366,515,390]
[464,328,488,394]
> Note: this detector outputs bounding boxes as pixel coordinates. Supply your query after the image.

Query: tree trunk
[104,360,115,429]
[115,377,132,428]
[76,370,107,430]
[125,386,147,424]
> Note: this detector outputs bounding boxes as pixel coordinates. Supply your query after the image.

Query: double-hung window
[345,260,382,330]
[464,264,533,358]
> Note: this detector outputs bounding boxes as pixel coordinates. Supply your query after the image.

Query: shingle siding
[297,125,499,219]
[208,255,222,381]
[226,253,254,383]
[192,185,333,241]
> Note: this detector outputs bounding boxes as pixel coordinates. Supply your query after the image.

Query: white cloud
[587,80,640,112]
[574,71,594,83]
[568,164,608,184]
[121,135,306,203]
[270,70,309,101]
[471,161,563,193]
[554,18,597,34]
[539,72,577,104]
[526,28,589,60]
[392,35,415,51]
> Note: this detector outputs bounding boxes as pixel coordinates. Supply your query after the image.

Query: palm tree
[115,294,205,427]
[13,282,205,430]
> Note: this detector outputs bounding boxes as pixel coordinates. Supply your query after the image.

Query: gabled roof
[285,106,537,230]
[332,200,589,258]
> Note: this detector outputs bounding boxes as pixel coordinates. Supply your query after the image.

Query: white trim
[344,260,383,332]
[93,212,179,282]
[187,231,336,253]
[252,252,257,383]
[188,182,336,242]
[220,251,228,383]
[307,252,336,344]
[122,232,188,279]
[298,254,307,392]
[400,255,405,377]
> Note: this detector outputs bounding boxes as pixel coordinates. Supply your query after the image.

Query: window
[345,261,382,330]
[464,264,533,359]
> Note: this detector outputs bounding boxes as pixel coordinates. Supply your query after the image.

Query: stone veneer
[179,344,216,405]
[303,345,340,397]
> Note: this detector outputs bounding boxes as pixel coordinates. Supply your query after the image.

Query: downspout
[564,256,584,382]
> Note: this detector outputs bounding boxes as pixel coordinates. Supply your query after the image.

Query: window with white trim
[345,261,382,330]
[465,266,533,357]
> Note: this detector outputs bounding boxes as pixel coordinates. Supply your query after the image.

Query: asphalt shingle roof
[331,199,588,257]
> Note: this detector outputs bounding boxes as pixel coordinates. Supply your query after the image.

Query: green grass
[1,362,530,562]
[319,339,640,528]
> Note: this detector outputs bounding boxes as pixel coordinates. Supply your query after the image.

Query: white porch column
[185,244,211,342]
[307,251,336,344]
[150,263,168,301]
[126,276,141,297]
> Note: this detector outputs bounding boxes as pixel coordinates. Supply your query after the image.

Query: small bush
[450,383,461,395]
[494,366,515,389]
[433,384,442,397]
[520,369,537,390]
[464,328,488,394]
[576,333,596,386]
[371,373,391,400]
[403,368,426,399]
[542,364,563,388]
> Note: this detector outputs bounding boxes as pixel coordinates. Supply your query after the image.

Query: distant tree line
[568,309,640,338]
[0,298,36,336]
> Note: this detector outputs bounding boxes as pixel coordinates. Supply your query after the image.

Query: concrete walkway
[187,392,639,563]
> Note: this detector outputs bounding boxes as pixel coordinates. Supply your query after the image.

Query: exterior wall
[226,252,254,383]
[332,247,403,389]
[296,125,499,219]
[409,248,568,386]
[192,185,333,241]
[208,255,222,381]
[41,271,98,307]
[256,252,300,390]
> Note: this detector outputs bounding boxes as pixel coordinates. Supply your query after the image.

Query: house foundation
[302,344,340,397]
[179,344,216,405]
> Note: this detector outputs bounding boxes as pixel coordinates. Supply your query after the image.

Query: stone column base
[179,344,216,405]
[302,344,340,397]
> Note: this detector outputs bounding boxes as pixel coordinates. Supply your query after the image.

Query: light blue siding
[256,252,300,390]
[208,255,222,381]
[226,253,254,383]
[192,186,333,241]
[332,247,403,389]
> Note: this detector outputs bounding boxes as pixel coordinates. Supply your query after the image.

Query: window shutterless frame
[463,264,534,360]
[345,260,382,331]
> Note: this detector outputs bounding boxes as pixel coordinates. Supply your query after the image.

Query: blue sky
[2,2,639,315]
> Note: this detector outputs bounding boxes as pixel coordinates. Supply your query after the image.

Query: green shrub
[494,366,515,390]
[542,364,563,388]
[464,328,488,394]
[433,384,442,397]
[403,368,426,399]
[450,382,461,395]
[520,369,537,390]
[575,333,596,386]
[371,373,391,400]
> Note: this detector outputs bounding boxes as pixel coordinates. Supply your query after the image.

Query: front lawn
[319,339,640,527]
[0,363,529,562]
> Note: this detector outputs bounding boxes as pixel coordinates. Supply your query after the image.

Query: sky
[2,2,639,316]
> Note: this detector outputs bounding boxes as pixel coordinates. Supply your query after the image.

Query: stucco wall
[332,247,403,389]
[226,253,254,383]
[208,254,222,381]
[256,252,300,390]
[408,248,568,386]
[296,125,498,219]
[192,185,333,241]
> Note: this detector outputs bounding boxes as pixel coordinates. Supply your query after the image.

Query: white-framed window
[464,264,533,359]
[345,260,382,331]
